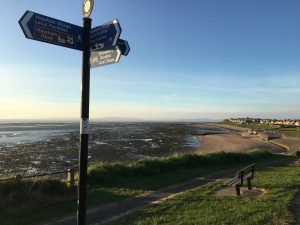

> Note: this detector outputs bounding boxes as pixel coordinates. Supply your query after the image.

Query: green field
[0,151,296,225]
[222,121,300,138]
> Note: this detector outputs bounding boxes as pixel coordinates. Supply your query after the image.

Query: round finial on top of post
[82,0,94,18]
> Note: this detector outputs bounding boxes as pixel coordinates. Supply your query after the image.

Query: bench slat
[226,164,255,189]
[226,177,241,186]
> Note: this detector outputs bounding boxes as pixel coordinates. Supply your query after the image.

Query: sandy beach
[197,132,286,154]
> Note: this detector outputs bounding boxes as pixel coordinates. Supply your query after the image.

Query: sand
[270,136,300,153]
[197,132,286,154]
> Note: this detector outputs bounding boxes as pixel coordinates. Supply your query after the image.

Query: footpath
[44,160,300,225]
[44,169,235,225]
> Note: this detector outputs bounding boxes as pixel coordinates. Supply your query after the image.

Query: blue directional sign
[117,39,130,56]
[19,11,83,51]
[90,39,130,55]
[90,19,122,51]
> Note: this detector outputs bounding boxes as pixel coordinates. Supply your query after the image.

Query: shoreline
[195,123,286,154]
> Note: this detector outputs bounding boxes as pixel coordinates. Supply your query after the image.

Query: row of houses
[227,117,300,127]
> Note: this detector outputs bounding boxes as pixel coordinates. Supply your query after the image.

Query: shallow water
[0,122,77,146]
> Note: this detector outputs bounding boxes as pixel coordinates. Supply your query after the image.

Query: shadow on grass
[0,151,294,225]
[0,187,141,225]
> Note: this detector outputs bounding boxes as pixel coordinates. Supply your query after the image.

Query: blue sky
[1,0,300,120]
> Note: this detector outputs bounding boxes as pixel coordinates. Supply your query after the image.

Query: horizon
[0,115,300,123]
[1,1,300,120]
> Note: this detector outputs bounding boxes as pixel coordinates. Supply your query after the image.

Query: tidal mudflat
[0,122,227,177]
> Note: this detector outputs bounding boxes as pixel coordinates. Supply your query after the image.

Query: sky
[1,0,300,120]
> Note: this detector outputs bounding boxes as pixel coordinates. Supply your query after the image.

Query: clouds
[1,59,299,120]
[2,1,300,120]
[89,70,300,113]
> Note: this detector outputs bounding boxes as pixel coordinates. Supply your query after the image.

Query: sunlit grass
[108,165,299,225]
[222,121,300,138]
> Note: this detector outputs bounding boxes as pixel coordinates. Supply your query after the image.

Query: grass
[222,121,300,138]
[275,127,300,138]
[0,151,294,225]
[87,151,278,186]
[108,163,300,225]
[221,121,278,130]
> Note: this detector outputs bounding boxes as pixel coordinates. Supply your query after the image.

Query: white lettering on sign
[35,15,72,33]
[34,26,76,48]
[80,118,89,134]
[90,46,121,68]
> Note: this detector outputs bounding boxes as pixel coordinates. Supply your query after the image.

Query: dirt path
[44,170,236,225]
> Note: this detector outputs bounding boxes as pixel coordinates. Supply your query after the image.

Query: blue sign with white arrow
[90,19,122,51]
[19,11,83,51]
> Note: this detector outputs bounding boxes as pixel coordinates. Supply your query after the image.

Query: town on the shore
[226,117,300,127]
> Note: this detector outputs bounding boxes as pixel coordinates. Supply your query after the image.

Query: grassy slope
[0,152,293,225]
[108,162,299,225]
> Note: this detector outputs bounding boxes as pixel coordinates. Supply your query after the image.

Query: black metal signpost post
[77,17,91,225]
[78,1,93,224]
[19,0,130,224]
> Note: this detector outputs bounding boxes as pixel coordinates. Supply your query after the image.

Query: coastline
[195,123,286,154]
[0,122,291,177]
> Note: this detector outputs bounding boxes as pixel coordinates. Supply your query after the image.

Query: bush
[0,178,72,212]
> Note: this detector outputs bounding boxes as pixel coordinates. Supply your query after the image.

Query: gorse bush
[87,151,278,185]
[0,179,70,196]
[0,178,72,212]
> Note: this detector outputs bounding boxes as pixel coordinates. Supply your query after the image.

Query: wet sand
[197,132,286,154]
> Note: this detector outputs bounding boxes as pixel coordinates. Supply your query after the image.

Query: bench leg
[247,178,252,190]
[235,185,241,196]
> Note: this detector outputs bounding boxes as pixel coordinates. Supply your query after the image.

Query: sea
[0,121,227,177]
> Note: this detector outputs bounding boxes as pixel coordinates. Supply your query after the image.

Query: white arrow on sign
[20,11,34,39]
[124,40,130,56]
[111,19,121,46]
[90,19,122,51]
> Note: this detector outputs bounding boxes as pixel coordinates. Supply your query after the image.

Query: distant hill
[92,117,145,122]
[92,117,219,123]
[0,117,220,123]
[176,118,219,123]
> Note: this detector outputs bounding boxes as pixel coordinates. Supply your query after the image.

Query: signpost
[19,1,130,224]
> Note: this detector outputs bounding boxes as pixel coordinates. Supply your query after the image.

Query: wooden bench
[226,164,255,196]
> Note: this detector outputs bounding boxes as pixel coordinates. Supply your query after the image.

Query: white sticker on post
[80,118,89,134]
